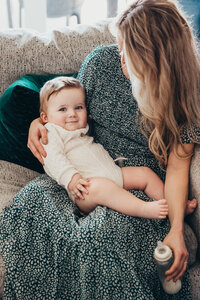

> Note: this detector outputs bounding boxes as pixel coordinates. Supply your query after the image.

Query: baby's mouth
[66,120,77,123]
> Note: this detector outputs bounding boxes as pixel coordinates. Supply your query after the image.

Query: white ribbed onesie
[42,123,123,200]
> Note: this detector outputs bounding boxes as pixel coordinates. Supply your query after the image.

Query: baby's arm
[42,127,79,191]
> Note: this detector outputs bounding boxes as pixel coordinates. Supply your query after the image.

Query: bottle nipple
[157,241,165,252]
[154,241,172,261]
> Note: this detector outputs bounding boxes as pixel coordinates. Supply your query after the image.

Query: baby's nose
[68,109,76,116]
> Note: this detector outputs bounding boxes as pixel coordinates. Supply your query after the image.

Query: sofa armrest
[0,160,39,214]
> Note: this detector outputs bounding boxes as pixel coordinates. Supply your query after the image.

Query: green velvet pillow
[0,74,77,173]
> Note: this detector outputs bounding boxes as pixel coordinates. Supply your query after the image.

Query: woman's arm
[27,117,48,164]
[163,143,194,281]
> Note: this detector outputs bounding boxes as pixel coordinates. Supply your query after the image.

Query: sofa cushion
[0,160,40,214]
[0,20,115,97]
[0,74,76,173]
[184,223,198,267]
[188,261,200,300]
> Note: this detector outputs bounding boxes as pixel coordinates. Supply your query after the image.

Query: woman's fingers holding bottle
[173,248,189,281]
[174,258,188,282]
[165,256,182,281]
[163,230,188,281]
[165,248,188,281]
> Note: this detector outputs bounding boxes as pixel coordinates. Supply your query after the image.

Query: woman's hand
[163,228,188,282]
[68,173,90,200]
[27,118,48,164]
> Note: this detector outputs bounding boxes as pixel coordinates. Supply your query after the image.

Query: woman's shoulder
[80,44,120,70]
[77,44,121,86]
[89,44,119,59]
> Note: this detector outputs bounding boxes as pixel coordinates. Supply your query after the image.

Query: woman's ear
[120,50,130,79]
[40,112,48,123]
[120,50,126,66]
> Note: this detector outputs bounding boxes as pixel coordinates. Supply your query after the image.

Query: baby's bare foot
[156,199,168,219]
[185,198,197,216]
[142,199,168,219]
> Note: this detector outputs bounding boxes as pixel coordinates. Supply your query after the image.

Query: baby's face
[46,87,87,131]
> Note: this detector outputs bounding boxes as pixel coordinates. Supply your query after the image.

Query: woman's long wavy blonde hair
[116,0,200,166]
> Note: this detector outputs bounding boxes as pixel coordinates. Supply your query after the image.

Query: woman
[0,0,198,298]
[116,0,200,285]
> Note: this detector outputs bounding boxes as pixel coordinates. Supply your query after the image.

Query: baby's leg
[75,177,168,219]
[122,166,164,200]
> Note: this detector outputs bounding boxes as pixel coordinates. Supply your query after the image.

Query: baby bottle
[154,241,182,294]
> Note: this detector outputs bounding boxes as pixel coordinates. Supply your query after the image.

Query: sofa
[0,19,199,299]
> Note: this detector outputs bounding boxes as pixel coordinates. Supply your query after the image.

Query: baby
[40,76,168,219]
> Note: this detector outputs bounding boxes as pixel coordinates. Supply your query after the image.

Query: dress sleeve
[180,124,200,144]
[42,128,78,190]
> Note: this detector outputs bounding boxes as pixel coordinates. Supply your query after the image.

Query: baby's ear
[40,112,48,123]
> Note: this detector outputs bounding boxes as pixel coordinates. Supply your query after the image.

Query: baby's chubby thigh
[75,177,117,213]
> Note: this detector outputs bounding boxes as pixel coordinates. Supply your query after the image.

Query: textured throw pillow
[0,73,77,173]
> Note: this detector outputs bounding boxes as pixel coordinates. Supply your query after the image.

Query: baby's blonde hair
[116,0,200,166]
[40,76,84,113]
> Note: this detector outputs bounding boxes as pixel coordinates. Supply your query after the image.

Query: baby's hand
[68,173,90,200]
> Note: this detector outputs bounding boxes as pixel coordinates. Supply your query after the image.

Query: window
[0,0,131,32]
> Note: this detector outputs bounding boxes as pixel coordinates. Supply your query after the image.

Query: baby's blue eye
[76,106,83,110]
[59,107,66,112]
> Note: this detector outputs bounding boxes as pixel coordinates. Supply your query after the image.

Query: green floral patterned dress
[0,45,192,299]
